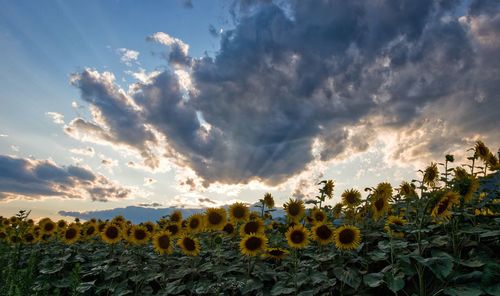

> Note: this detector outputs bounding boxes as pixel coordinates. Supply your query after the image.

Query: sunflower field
[1,141,500,296]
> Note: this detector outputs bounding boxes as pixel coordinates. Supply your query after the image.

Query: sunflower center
[316,225,332,240]
[183,238,196,251]
[171,214,181,223]
[288,204,301,216]
[158,235,170,249]
[437,199,450,215]
[223,223,234,234]
[290,230,305,244]
[346,194,357,204]
[65,228,77,240]
[44,223,55,232]
[105,226,119,239]
[245,236,262,251]
[24,233,35,242]
[189,218,200,229]
[338,229,355,244]
[86,226,96,236]
[269,249,284,256]
[58,222,66,228]
[374,198,385,211]
[233,206,246,219]
[208,213,223,225]
[244,221,259,234]
[134,229,147,240]
[166,225,179,235]
[314,212,325,221]
[0,232,6,239]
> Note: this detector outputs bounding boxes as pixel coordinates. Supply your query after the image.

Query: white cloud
[45,112,65,125]
[147,32,189,56]
[117,48,140,66]
[0,134,7,138]
[69,147,95,157]
[144,177,157,186]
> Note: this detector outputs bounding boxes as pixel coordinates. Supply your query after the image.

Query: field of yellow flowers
[1,141,499,296]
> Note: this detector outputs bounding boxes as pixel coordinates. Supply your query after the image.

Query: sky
[0,0,499,221]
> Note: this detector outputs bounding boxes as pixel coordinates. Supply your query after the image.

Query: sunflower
[142,221,156,233]
[375,182,393,199]
[423,163,439,188]
[399,181,417,197]
[222,222,235,235]
[457,177,479,203]
[0,229,8,241]
[112,215,126,225]
[229,202,250,223]
[249,211,261,220]
[240,218,265,237]
[263,193,275,208]
[454,167,469,180]
[334,225,361,251]
[486,152,499,171]
[432,191,460,220]
[129,225,150,245]
[474,140,490,162]
[332,203,343,219]
[177,235,200,256]
[371,194,389,220]
[63,224,80,244]
[285,225,310,249]
[164,223,182,238]
[341,189,362,208]
[384,216,406,238]
[264,248,289,260]
[205,208,227,231]
[323,180,335,198]
[2,218,10,227]
[97,221,107,233]
[445,154,454,162]
[310,207,327,224]
[186,214,205,233]
[152,231,173,255]
[283,199,305,222]
[312,223,334,245]
[40,219,57,235]
[101,223,122,244]
[83,222,98,239]
[240,233,268,256]
[169,210,183,223]
[22,231,38,244]
[57,219,67,230]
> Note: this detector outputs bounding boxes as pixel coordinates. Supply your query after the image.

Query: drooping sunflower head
[240,218,265,237]
[152,231,173,255]
[101,223,122,244]
[454,167,469,180]
[129,225,150,245]
[178,235,200,256]
[423,162,439,187]
[240,233,268,256]
[205,208,227,231]
[222,222,235,235]
[371,195,389,220]
[334,225,361,251]
[312,223,334,245]
[375,182,393,199]
[264,248,289,260]
[445,154,455,162]
[323,180,335,198]
[263,193,275,209]
[457,177,479,203]
[310,207,327,224]
[384,216,406,238]
[474,140,490,161]
[431,191,460,221]
[341,189,362,208]
[332,203,343,219]
[164,223,182,238]
[285,224,310,249]
[169,210,183,223]
[486,152,499,170]
[283,199,305,222]
[399,181,416,197]
[229,202,249,223]
[186,214,205,233]
[63,224,80,244]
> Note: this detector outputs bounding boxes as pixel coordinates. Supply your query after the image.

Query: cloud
[144,177,156,186]
[69,147,95,157]
[0,134,8,138]
[45,112,65,125]
[137,202,162,207]
[65,0,500,188]
[0,154,131,202]
[116,48,140,66]
[11,145,19,152]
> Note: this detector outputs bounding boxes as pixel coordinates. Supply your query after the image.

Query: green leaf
[479,230,500,238]
[481,263,500,295]
[368,250,388,261]
[39,263,64,274]
[240,279,263,294]
[443,285,483,296]
[310,272,329,285]
[76,281,95,293]
[384,272,405,293]
[460,258,485,268]
[363,273,384,288]
[412,251,454,280]
[333,267,361,289]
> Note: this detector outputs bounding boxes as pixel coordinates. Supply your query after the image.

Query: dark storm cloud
[68,0,500,186]
[0,155,131,201]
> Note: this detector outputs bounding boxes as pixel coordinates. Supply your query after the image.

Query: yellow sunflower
[458,177,479,203]
[222,222,236,235]
[341,189,362,208]
[263,193,275,208]
[128,225,150,245]
[283,199,305,222]
[423,163,439,188]
[310,207,327,224]
[264,248,289,260]
[40,219,57,236]
[56,219,67,230]
[164,222,182,238]
[240,218,265,237]
[169,210,183,223]
[249,211,261,220]
[285,224,310,249]
[375,182,393,199]
[22,231,39,244]
[229,202,250,223]
[431,191,460,220]
[0,229,7,241]
[312,223,334,245]
[177,235,200,256]
[205,208,227,231]
[371,194,390,220]
[334,225,361,251]
[63,224,80,244]
[186,214,205,233]
[454,167,469,180]
[152,231,173,255]
[101,223,122,244]
[240,233,268,256]
[332,203,343,219]
[142,221,156,233]
[399,181,416,197]
[384,216,406,238]
[83,222,98,239]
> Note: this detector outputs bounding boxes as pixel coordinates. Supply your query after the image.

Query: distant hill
[59,205,286,223]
